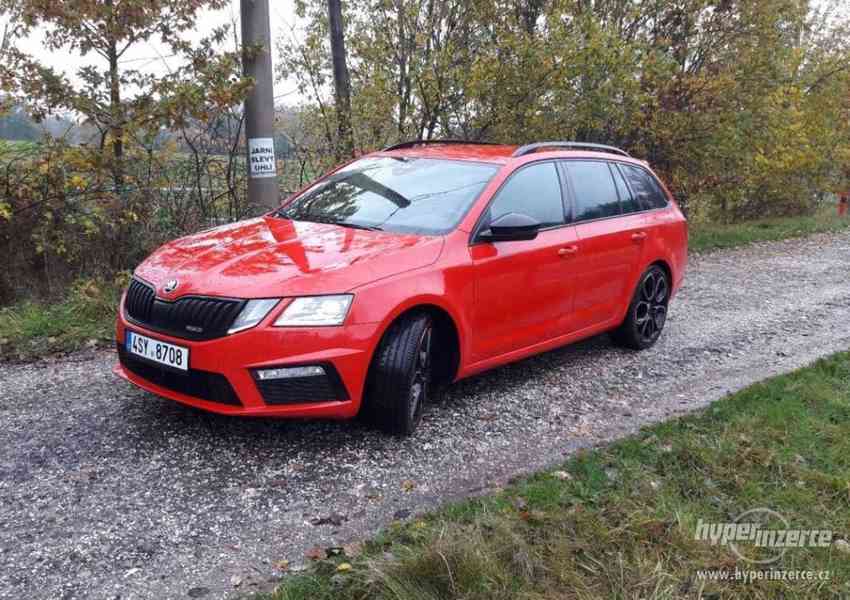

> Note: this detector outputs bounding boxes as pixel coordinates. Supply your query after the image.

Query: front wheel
[363,313,434,436]
[611,265,670,350]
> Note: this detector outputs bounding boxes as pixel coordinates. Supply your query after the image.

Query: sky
[1,0,306,106]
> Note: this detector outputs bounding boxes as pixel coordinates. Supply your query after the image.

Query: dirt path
[2,231,849,599]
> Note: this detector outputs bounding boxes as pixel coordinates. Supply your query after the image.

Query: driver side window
[487,162,565,228]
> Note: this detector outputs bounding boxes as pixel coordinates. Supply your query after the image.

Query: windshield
[277,156,499,235]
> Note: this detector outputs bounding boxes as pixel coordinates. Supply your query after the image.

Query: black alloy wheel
[611,265,670,350]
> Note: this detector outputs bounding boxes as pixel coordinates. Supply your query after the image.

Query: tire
[363,312,434,436]
[611,265,670,350]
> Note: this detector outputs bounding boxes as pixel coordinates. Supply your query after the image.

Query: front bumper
[114,309,381,419]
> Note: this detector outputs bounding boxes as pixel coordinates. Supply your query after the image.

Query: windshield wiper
[335,221,384,232]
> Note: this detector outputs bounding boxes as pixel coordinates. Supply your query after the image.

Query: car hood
[134,217,444,299]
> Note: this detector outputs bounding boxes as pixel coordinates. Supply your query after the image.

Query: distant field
[0,139,41,154]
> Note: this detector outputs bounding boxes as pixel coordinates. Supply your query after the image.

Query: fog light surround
[255,365,326,380]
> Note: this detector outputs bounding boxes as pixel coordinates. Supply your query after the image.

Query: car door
[469,161,579,362]
[563,160,647,332]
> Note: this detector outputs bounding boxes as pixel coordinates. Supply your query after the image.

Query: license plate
[125,331,189,371]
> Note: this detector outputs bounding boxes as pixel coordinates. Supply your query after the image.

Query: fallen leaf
[275,559,290,571]
[336,562,353,572]
[401,480,416,492]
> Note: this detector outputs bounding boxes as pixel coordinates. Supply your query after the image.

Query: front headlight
[228,299,280,334]
[274,295,353,327]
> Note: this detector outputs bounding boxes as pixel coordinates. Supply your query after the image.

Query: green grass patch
[689,206,850,253]
[265,352,850,599]
[0,276,126,360]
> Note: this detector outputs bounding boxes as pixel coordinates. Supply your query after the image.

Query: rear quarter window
[621,164,668,210]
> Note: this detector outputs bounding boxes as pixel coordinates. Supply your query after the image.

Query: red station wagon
[114,140,688,435]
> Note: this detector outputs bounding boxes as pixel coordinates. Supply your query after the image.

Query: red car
[115,140,687,435]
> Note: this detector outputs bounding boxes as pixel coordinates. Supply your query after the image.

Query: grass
[0,276,126,360]
[263,352,850,600]
[688,205,850,253]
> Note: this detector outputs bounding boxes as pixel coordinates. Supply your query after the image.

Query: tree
[327,0,355,158]
[280,0,850,220]
[0,1,257,298]
[0,0,232,189]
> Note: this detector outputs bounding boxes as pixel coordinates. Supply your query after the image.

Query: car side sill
[458,318,618,380]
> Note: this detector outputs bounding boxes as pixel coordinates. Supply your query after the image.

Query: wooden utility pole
[241,0,279,210]
[327,0,355,159]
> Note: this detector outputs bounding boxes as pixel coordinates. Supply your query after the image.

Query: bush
[0,274,128,360]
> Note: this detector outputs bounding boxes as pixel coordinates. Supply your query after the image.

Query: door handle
[631,231,647,242]
[558,245,579,257]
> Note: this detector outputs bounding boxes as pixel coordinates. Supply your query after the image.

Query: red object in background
[114,142,688,430]
[839,193,849,217]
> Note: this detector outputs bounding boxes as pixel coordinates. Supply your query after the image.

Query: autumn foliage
[0,0,254,301]
[280,0,850,222]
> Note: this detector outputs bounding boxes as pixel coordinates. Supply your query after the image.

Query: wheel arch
[648,258,673,285]
[369,298,464,388]
[615,257,675,328]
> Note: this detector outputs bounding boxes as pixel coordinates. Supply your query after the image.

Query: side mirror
[479,212,541,242]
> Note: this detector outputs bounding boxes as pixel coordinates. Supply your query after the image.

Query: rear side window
[621,164,668,209]
[566,161,621,222]
[487,162,565,227]
[612,164,641,214]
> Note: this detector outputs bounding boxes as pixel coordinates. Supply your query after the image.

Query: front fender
[347,264,473,378]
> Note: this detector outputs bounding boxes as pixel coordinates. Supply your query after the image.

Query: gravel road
[2,231,850,600]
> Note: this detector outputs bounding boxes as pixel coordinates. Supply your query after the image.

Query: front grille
[124,278,245,340]
[118,345,241,406]
[126,278,155,322]
[254,365,348,405]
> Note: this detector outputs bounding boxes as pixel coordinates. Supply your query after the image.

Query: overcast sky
[2,0,306,106]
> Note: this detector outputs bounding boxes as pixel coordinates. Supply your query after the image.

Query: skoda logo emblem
[163,279,179,293]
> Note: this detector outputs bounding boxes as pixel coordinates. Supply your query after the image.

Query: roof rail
[381,139,502,152]
[512,141,630,158]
